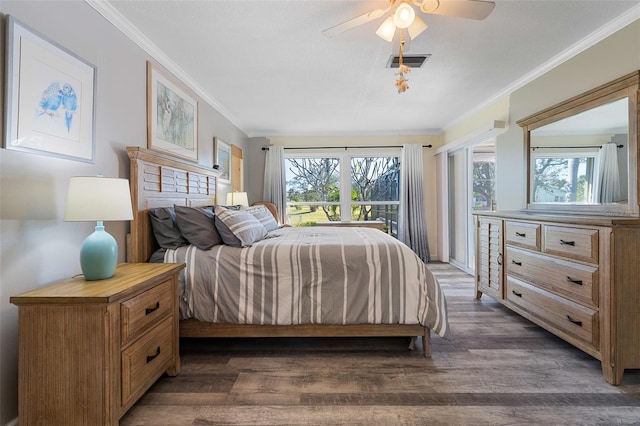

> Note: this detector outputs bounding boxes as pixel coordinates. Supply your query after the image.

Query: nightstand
[10,262,185,425]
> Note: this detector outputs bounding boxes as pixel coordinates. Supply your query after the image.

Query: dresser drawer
[121,279,173,345]
[506,277,598,349]
[505,221,540,251]
[505,246,598,307]
[121,316,174,407]
[543,225,598,264]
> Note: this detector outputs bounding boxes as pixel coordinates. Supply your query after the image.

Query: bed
[126,147,450,356]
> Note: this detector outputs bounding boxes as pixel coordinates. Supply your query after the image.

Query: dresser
[474,211,640,385]
[10,262,185,425]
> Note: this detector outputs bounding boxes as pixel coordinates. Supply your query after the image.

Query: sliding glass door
[448,142,495,273]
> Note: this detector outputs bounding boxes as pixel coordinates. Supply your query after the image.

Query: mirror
[530,98,628,204]
[518,71,639,217]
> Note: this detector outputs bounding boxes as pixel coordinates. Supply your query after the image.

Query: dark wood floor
[122,263,640,425]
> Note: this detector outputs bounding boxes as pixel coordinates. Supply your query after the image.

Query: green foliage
[294,221,317,227]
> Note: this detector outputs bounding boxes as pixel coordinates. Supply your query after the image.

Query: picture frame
[214,137,231,183]
[4,15,96,163]
[147,61,198,162]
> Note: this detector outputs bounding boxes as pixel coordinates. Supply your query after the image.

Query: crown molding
[85,0,246,135]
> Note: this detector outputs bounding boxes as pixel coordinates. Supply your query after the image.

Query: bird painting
[36,81,78,133]
[61,83,77,132]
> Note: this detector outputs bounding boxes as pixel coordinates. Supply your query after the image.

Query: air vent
[386,54,431,68]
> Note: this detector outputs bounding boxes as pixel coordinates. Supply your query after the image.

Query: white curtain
[595,143,621,203]
[263,146,287,224]
[399,144,430,263]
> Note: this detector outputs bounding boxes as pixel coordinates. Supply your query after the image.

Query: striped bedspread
[165,226,450,339]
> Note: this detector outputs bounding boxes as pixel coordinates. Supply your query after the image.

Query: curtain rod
[530,144,623,151]
[262,145,432,151]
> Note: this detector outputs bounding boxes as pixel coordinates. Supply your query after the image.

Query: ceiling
[100,0,640,137]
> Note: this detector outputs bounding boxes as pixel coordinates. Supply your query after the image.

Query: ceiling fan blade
[422,0,495,21]
[322,6,390,37]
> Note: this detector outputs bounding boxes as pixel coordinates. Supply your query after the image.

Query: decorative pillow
[148,207,188,249]
[174,205,222,250]
[214,206,267,247]
[243,205,279,232]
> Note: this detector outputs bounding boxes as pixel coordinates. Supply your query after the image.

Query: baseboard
[5,417,18,426]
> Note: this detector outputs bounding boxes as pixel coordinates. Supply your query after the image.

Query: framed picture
[147,61,198,161]
[214,137,231,183]
[4,15,96,163]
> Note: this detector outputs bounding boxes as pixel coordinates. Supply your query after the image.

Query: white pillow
[214,206,267,247]
[244,205,279,232]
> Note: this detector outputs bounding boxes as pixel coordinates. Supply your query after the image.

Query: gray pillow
[214,206,267,247]
[174,205,222,250]
[244,205,279,232]
[148,207,188,249]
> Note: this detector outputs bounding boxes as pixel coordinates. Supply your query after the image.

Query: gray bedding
[164,226,450,339]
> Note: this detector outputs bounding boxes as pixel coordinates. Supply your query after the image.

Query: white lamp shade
[226,192,249,207]
[408,15,427,40]
[376,16,396,42]
[393,3,415,29]
[64,177,134,222]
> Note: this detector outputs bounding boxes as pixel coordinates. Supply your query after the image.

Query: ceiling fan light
[407,15,427,40]
[393,3,415,29]
[376,16,396,42]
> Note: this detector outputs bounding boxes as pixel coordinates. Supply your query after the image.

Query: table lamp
[226,191,249,207]
[64,176,134,280]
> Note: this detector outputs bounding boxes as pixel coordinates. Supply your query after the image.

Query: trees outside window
[285,152,400,235]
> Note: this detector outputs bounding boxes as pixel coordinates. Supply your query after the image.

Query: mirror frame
[517,71,639,217]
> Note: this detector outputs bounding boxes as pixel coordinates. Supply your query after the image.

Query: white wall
[0,2,248,423]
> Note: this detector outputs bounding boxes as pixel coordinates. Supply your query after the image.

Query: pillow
[243,205,279,232]
[148,207,188,249]
[174,205,222,250]
[214,206,267,247]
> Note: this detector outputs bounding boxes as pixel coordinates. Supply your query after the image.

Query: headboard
[126,146,220,263]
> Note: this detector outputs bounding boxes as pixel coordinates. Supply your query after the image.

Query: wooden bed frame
[126,146,431,356]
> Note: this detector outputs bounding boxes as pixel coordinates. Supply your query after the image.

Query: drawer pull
[146,346,161,363]
[511,260,522,266]
[566,276,583,285]
[560,239,575,246]
[512,290,523,298]
[515,232,526,237]
[145,302,160,315]
[566,315,583,327]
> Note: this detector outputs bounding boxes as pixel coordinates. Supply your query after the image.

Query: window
[531,152,597,203]
[286,157,341,224]
[472,148,496,211]
[285,151,400,235]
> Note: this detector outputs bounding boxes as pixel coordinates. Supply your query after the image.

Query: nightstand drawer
[121,316,173,407]
[121,279,173,345]
[506,277,598,349]
[543,225,598,264]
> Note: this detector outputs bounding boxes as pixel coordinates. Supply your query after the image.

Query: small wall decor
[147,61,198,161]
[4,15,97,163]
[214,137,231,183]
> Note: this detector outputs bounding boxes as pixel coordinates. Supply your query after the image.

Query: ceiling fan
[323,0,496,40]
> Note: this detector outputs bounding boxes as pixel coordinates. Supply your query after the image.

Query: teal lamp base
[80,221,118,281]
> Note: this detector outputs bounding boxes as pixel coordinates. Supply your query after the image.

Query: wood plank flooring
[121,263,640,425]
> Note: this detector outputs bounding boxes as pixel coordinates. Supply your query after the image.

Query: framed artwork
[4,15,96,163]
[214,137,231,183]
[147,61,198,161]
